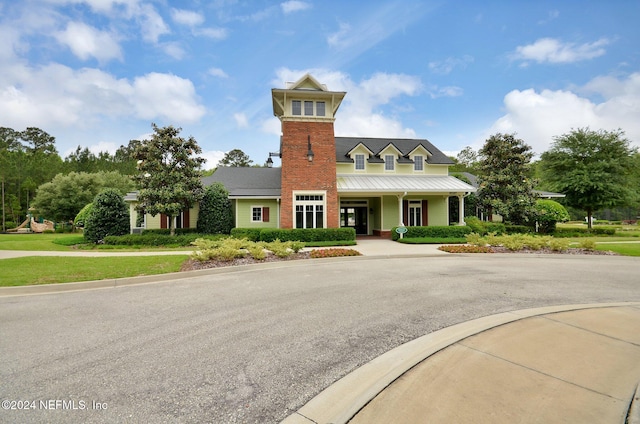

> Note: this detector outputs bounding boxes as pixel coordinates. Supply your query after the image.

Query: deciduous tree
[219,149,253,167]
[540,128,638,229]
[84,189,130,243]
[197,182,234,234]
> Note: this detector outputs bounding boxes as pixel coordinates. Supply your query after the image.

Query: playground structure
[6,217,55,233]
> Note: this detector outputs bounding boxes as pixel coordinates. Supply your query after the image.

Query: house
[127,74,476,236]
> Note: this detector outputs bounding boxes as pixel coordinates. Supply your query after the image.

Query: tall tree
[540,128,638,229]
[84,188,130,243]
[31,171,134,222]
[476,133,538,225]
[133,124,205,236]
[219,149,253,167]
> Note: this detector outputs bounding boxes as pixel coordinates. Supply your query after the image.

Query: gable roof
[335,137,454,165]
[203,167,281,198]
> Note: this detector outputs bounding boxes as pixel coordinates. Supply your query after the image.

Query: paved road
[1,254,638,423]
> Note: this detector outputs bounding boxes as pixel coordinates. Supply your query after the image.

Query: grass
[0,256,187,287]
[594,242,640,257]
[0,233,80,251]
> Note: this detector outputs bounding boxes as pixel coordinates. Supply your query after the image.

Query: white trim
[251,205,263,222]
[292,190,327,229]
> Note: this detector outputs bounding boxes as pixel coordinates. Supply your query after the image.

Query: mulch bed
[489,247,618,255]
[180,251,311,272]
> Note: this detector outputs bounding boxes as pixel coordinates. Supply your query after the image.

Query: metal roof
[336,175,476,193]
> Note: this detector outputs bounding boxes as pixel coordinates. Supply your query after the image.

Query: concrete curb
[281,302,640,424]
[0,253,453,297]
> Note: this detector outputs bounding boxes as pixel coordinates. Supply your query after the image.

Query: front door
[341,206,368,235]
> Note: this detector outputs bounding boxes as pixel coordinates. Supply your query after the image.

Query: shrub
[462,217,507,236]
[535,200,570,233]
[258,228,355,242]
[438,245,494,253]
[104,233,208,246]
[553,227,616,237]
[142,228,200,235]
[74,203,93,227]
[464,216,485,234]
[310,248,362,258]
[505,224,532,234]
[549,238,571,251]
[230,228,262,241]
[397,237,467,244]
[391,225,472,241]
[197,183,234,234]
[84,188,130,243]
[465,232,484,246]
[579,239,597,251]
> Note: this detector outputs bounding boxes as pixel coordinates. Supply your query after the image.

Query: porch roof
[336,175,477,193]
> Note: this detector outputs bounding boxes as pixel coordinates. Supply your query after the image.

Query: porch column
[397,192,406,226]
[458,195,465,225]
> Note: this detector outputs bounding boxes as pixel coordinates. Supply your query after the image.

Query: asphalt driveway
[1,253,638,423]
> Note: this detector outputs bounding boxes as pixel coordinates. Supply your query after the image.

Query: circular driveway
[1,253,638,423]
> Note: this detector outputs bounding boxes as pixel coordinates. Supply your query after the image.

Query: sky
[1,0,639,169]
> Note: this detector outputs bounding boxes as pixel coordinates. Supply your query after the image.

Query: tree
[535,199,570,234]
[197,183,234,234]
[219,149,253,167]
[540,128,638,229]
[31,171,134,222]
[84,189,130,243]
[476,133,538,225]
[133,124,205,236]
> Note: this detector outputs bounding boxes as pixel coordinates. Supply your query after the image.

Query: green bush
[142,228,200,235]
[104,233,221,246]
[462,217,506,236]
[535,199,570,234]
[230,228,356,243]
[84,189,130,243]
[230,228,263,241]
[391,225,472,241]
[579,239,597,250]
[553,227,616,237]
[74,203,93,227]
[549,238,571,251]
[197,183,234,234]
[505,224,532,234]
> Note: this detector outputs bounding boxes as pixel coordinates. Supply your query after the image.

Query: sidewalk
[283,303,640,424]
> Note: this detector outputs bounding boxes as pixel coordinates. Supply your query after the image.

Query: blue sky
[1,0,639,169]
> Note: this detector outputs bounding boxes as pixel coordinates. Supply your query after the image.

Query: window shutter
[402,200,408,226]
[183,209,190,228]
[263,207,270,222]
[422,200,428,226]
[160,214,168,229]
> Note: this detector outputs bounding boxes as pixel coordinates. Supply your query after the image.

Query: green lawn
[595,242,640,257]
[0,256,187,286]
[0,233,80,251]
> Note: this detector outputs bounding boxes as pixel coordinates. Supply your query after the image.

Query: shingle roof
[203,167,281,197]
[335,137,454,165]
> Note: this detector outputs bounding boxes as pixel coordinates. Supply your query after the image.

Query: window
[294,194,324,228]
[291,100,326,117]
[355,154,365,170]
[251,207,270,222]
[252,207,262,222]
[304,101,314,116]
[414,155,424,171]
[408,200,422,226]
[292,100,301,115]
[384,155,395,171]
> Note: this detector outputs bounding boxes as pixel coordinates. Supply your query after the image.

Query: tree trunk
[587,208,593,230]
[170,215,176,236]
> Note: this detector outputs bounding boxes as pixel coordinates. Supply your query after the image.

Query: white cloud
[55,21,123,62]
[485,73,640,155]
[270,68,422,139]
[428,55,474,75]
[512,37,610,65]
[234,113,248,128]
[161,42,186,60]
[134,3,169,43]
[208,67,228,78]
[171,8,204,26]
[201,150,226,169]
[427,85,463,98]
[327,22,351,48]
[281,1,311,14]
[538,9,559,25]
[0,63,206,130]
[195,27,228,39]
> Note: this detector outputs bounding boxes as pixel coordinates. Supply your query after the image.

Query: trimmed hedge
[104,233,223,246]
[505,224,532,234]
[391,225,472,241]
[142,228,200,235]
[553,227,616,237]
[463,217,507,235]
[230,227,356,242]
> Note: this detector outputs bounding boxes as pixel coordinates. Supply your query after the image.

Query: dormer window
[414,155,424,171]
[316,101,325,116]
[304,101,313,115]
[384,155,395,171]
[355,154,365,170]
